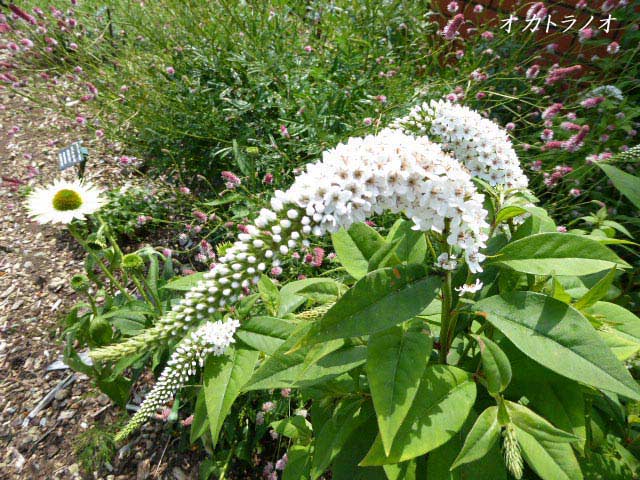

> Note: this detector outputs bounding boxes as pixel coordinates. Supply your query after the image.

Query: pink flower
[166,66,175,75]
[545,65,582,85]
[580,96,605,108]
[156,408,172,421]
[303,45,313,52]
[263,173,274,184]
[9,5,36,25]
[481,31,494,40]
[221,170,241,189]
[447,1,459,13]
[45,37,58,47]
[363,117,373,126]
[162,248,172,258]
[181,415,194,426]
[193,210,208,222]
[541,129,554,141]
[506,122,515,131]
[271,266,283,277]
[374,95,387,103]
[19,38,33,49]
[275,454,288,471]
[530,160,543,171]
[561,122,581,131]
[569,188,581,197]
[179,186,191,194]
[95,129,104,138]
[526,2,548,21]
[473,4,484,13]
[541,103,563,120]
[441,14,465,40]
[577,0,588,8]
[76,116,86,125]
[557,226,567,233]
[455,49,464,59]
[69,42,78,51]
[607,42,620,54]
[311,247,325,268]
[578,28,594,43]
[279,124,290,138]
[280,388,291,398]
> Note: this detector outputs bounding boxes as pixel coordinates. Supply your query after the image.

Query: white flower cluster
[116,319,239,441]
[391,100,529,190]
[157,130,490,334]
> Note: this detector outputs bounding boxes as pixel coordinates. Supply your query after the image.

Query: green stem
[439,268,453,364]
[68,223,133,300]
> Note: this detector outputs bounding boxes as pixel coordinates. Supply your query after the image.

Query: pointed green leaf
[360,365,476,465]
[490,233,629,275]
[332,223,385,279]
[474,335,512,395]
[258,275,280,316]
[506,401,578,443]
[236,316,295,355]
[283,445,312,480]
[587,301,640,344]
[387,219,427,264]
[476,292,640,400]
[367,325,432,455]
[515,426,583,480]
[203,347,259,446]
[304,264,439,345]
[574,268,617,310]
[598,163,640,210]
[451,407,500,469]
[310,400,373,479]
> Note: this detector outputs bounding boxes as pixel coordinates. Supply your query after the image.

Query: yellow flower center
[52,189,83,211]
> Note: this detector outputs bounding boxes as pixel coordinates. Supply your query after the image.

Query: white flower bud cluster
[391,100,529,190]
[156,130,490,338]
[116,319,239,441]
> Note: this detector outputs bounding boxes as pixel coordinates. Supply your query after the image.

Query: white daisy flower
[26,179,105,224]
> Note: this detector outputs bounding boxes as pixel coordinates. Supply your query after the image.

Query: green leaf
[368,239,401,272]
[476,292,640,400]
[203,347,259,447]
[474,335,512,395]
[190,388,208,443]
[270,415,313,442]
[586,301,640,344]
[304,264,439,345]
[427,410,506,480]
[551,277,572,304]
[278,278,345,316]
[387,219,427,264]
[599,330,640,361]
[311,399,374,479]
[574,268,617,310]
[283,445,312,480]
[367,325,432,455]
[332,223,385,279]
[296,345,367,387]
[161,271,206,290]
[451,407,500,469]
[383,460,416,480]
[258,275,280,316]
[495,205,551,226]
[236,316,295,355]
[506,401,578,443]
[360,365,476,465]
[598,163,640,210]
[490,233,629,275]
[504,344,587,451]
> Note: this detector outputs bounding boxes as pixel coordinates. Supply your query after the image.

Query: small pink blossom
[473,4,484,13]
[607,42,620,54]
[581,96,605,108]
[506,122,515,131]
[166,66,175,75]
[279,124,290,138]
[179,186,191,195]
[363,117,373,126]
[447,1,459,13]
[578,28,594,43]
[303,45,313,52]
[557,226,567,233]
[569,188,581,197]
[442,14,465,40]
[481,31,494,40]
[263,173,274,184]
[541,129,554,141]
[271,266,283,277]
[221,170,241,189]
[181,415,194,426]
[374,94,387,103]
[455,49,464,59]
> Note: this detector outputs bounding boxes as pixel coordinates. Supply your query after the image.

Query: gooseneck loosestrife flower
[94,102,527,440]
[390,100,528,189]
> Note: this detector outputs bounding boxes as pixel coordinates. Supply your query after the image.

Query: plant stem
[439,267,453,364]
[68,223,133,300]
